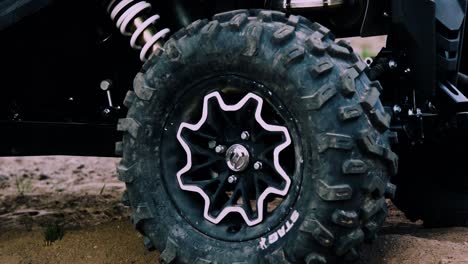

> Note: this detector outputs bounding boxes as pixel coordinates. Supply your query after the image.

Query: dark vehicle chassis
[0,0,467,157]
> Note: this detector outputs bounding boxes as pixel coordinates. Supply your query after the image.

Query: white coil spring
[107,0,171,61]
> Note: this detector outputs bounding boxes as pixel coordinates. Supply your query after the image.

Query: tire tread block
[361,198,386,220]
[327,43,352,59]
[117,162,138,183]
[229,13,248,30]
[342,159,368,174]
[300,216,335,247]
[134,73,156,101]
[117,118,141,139]
[273,25,295,44]
[331,210,359,227]
[305,32,328,55]
[310,59,334,78]
[317,180,353,201]
[243,24,264,57]
[301,84,337,110]
[335,229,364,256]
[305,253,327,264]
[340,68,359,96]
[131,202,154,228]
[160,238,178,264]
[338,105,363,121]
[318,133,353,153]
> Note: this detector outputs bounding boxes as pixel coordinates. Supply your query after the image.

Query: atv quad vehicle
[1,0,467,263]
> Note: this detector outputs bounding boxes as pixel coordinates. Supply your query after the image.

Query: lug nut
[241,131,250,141]
[215,145,226,154]
[228,175,237,184]
[208,140,217,149]
[388,60,398,69]
[253,161,263,170]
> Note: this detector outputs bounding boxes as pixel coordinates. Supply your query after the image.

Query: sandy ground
[0,156,467,264]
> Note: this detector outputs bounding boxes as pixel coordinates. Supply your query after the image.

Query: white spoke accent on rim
[176,91,292,226]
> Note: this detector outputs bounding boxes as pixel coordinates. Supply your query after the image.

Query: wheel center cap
[226,144,250,172]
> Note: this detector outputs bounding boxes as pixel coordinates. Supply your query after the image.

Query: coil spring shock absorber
[106,0,171,61]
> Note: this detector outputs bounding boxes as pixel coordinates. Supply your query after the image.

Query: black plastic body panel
[389,0,467,105]
[390,0,437,104]
[435,0,467,84]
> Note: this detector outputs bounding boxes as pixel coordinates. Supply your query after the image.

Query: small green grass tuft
[43,223,65,246]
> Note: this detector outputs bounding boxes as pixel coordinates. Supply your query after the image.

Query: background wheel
[392,130,468,227]
[117,10,397,263]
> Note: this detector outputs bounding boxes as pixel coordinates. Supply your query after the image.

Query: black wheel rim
[161,75,303,241]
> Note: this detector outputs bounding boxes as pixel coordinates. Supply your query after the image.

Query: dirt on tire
[0,157,467,264]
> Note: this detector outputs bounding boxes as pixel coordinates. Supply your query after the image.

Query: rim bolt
[228,175,238,184]
[241,131,250,141]
[215,145,226,154]
[208,140,217,149]
[253,161,263,170]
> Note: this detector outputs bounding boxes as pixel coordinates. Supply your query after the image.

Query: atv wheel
[117,10,397,263]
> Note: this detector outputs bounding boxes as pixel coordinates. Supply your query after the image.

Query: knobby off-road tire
[116,10,397,263]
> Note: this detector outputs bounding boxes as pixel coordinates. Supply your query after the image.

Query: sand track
[0,156,467,264]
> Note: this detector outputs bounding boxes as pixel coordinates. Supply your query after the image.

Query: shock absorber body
[106,0,170,61]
